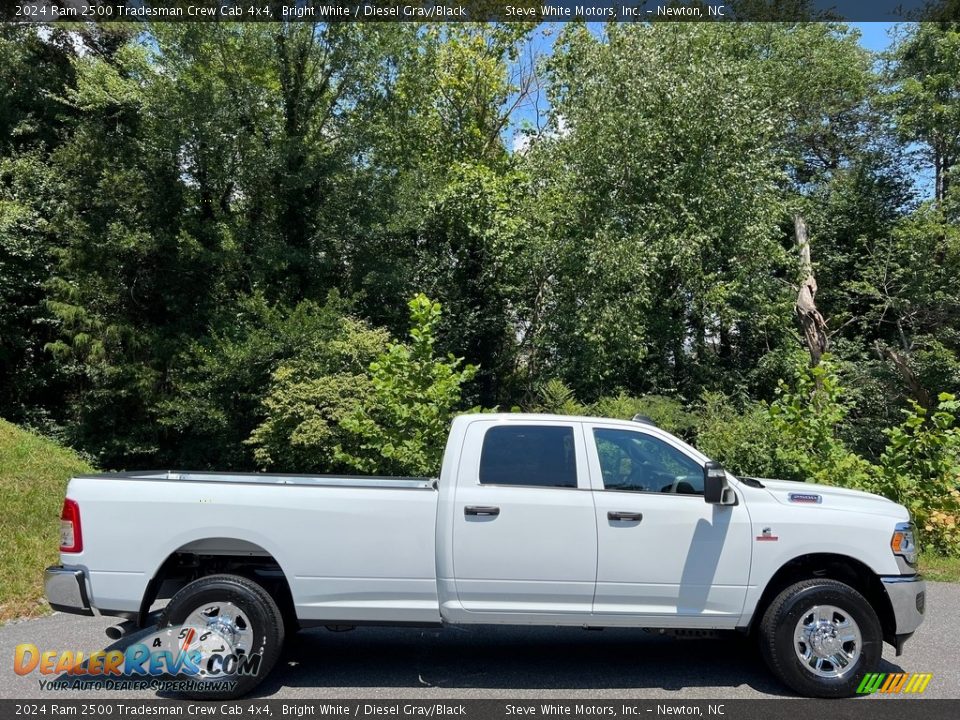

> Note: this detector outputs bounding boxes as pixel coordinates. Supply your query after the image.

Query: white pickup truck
[45,413,925,699]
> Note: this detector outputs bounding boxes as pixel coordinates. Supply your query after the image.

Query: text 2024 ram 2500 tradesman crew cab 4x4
[45,413,925,698]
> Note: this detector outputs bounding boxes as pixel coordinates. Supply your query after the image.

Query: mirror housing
[703,461,735,505]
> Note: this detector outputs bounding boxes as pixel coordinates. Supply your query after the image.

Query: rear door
[452,419,598,616]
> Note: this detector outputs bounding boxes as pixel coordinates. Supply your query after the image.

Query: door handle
[608,511,643,522]
[465,506,500,517]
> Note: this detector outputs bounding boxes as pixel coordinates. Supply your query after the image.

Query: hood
[744,477,909,521]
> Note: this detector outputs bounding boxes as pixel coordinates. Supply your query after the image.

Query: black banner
[2,0,959,24]
[2,700,960,720]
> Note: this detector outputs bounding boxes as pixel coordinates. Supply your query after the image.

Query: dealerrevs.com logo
[13,624,261,692]
[856,672,933,694]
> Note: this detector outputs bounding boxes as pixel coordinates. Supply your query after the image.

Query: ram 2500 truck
[45,413,925,699]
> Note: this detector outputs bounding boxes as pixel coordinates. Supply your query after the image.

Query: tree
[527,23,789,398]
[838,22,960,407]
[345,24,537,406]
[335,295,478,476]
[160,293,376,469]
[4,18,960,494]
[743,23,878,369]
[887,22,960,206]
[38,24,415,465]
[245,301,391,473]
[0,27,81,429]
[249,295,476,476]
[793,214,829,367]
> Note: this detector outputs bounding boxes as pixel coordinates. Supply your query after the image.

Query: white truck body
[45,413,926,697]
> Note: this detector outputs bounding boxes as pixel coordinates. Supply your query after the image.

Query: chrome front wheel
[760,579,881,698]
[793,604,862,678]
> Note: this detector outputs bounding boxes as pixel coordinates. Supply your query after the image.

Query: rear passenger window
[479,426,578,488]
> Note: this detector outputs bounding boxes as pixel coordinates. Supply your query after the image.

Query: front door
[452,420,598,616]
[587,424,751,625]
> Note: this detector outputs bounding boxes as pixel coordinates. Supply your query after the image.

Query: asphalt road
[1,582,957,700]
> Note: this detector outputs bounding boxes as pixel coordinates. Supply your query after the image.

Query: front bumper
[881,573,925,652]
[44,565,93,616]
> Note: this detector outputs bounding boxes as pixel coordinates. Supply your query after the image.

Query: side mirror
[704,461,735,505]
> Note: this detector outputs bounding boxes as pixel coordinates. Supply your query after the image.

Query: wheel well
[139,540,297,632]
[750,553,896,642]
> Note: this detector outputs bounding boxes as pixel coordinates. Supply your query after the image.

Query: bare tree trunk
[875,342,933,410]
[935,149,945,206]
[794,214,829,367]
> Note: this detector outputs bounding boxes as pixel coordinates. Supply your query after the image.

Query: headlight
[891,522,918,567]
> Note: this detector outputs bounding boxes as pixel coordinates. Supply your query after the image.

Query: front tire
[159,574,285,700]
[759,579,882,698]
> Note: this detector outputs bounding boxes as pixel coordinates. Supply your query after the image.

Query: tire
[759,579,882,698]
[159,573,285,700]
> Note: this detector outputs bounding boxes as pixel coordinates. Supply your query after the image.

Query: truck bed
[65,469,442,625]
[75,470,435,490]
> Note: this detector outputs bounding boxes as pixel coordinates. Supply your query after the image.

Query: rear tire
[759,579,881,698]
[159,573,284,700]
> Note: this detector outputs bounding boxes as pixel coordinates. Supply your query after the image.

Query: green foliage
[246,308,390,473]
[768,358,875,487]
[250,295,477,477]
[0,27,81,431]
[162,293,380,470]
[875,395,960,555]
[885,22,960,204]
[533,23,790,397]
[592,393,698,440]
[415,163,530,406]
[535,379,586,416]
[721,357,960,555]
[0,419,93,621]
[534,382,696,439]
[694,393,789,479]
[848,202,960,382]
[333,295,478,476]
[696,358,861,484]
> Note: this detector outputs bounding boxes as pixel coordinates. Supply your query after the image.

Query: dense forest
[1,19,959,550]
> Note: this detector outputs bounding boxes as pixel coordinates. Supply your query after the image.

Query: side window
[593,428,703,495]
[479,425,578,488]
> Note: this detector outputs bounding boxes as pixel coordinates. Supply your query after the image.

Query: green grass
[919,553,960,582]
[0,419,92,622]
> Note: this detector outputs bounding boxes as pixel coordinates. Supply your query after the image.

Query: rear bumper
[44,565,93,616]
[881,574,925,651]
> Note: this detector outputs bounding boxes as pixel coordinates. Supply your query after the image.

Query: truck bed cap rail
[74,470,436,490]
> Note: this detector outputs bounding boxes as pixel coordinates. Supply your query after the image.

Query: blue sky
[852,22,896,52]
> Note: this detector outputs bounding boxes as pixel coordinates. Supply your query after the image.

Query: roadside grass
[919,553,960,582]
[0,419,92,623]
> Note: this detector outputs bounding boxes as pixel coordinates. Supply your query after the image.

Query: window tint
[479,426,578,488]
[593,428,703,495]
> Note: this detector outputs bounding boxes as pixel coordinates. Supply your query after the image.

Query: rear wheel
[759,579,881,698]
[159,573,284,699]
